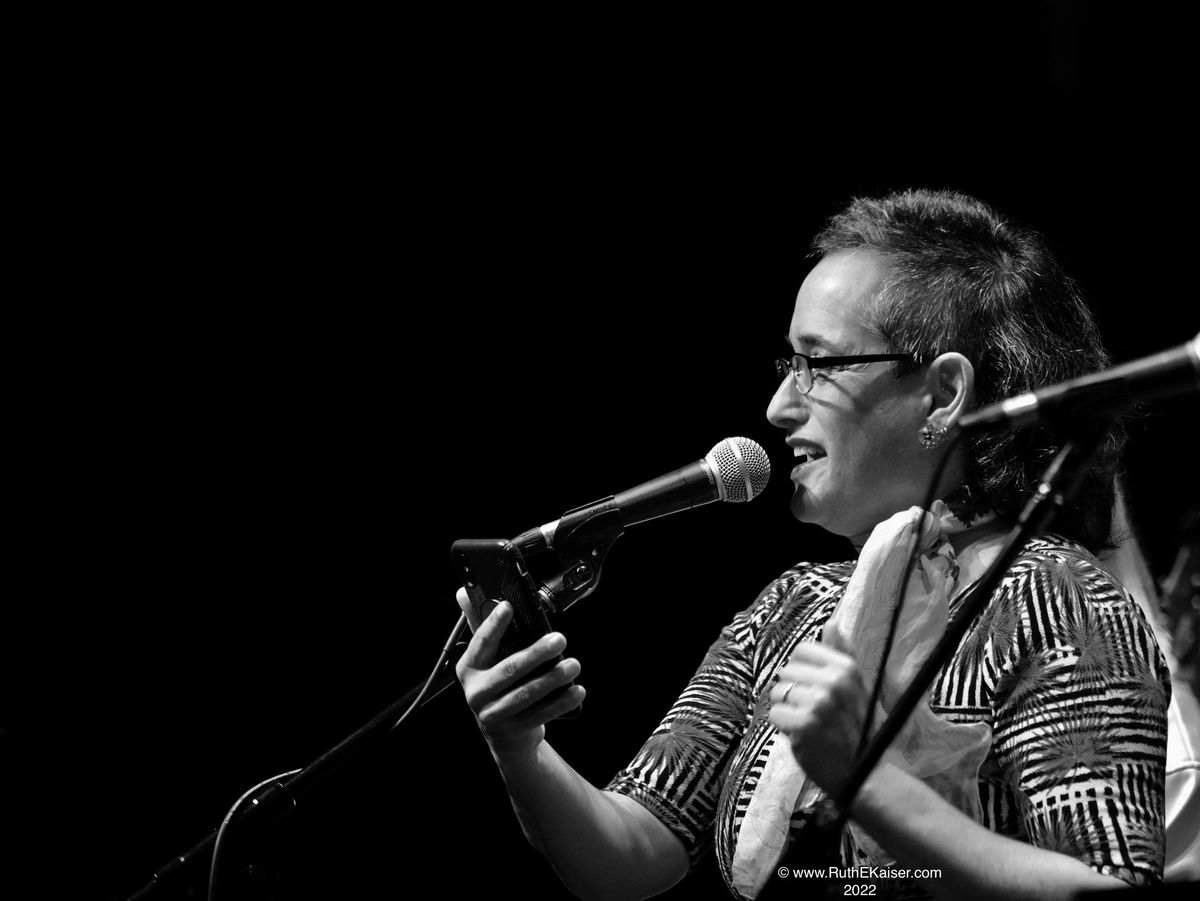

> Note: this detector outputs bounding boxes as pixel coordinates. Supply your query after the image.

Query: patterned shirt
[605,535,1170,899]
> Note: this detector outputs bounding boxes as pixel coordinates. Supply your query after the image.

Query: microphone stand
[127,511,628,901]
[126,649,465,901]
[759,416,1112,900]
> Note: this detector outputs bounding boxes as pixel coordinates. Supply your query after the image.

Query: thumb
[456,586,483,633]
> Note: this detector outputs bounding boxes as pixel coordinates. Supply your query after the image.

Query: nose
[767,373,806,430]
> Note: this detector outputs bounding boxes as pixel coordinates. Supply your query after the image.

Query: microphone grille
[707,437,771,503]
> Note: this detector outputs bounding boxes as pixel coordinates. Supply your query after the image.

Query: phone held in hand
[451,538,555,659]
[451,538,580,716]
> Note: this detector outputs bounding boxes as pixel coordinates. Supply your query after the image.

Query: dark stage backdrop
[14,10,1196,901]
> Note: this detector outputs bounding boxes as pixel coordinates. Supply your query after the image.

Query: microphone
[958,332,1200,432]
[513,437,771,553]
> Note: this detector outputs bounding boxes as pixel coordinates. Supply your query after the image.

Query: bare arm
[847,762,1126,901]
[455,597,689,901]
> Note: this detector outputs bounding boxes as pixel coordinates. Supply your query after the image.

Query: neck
[848,492,1000,558]
[948,519,1008,555]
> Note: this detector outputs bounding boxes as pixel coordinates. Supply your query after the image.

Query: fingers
[769,647,868,795]
[788,642,854,666]
[452,589,589,747]
[478,659,585,728]
[768,697,816,733]
[769,645,867,730]
[514,682,586,728]
[471,640,576,717]
[455,604,579,709]
[772,665,861,704]
[457,600,515,671]
[771,664,826,702]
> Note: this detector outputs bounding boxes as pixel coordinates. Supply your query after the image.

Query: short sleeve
[604,581,785,866]
[989,548,1171,887]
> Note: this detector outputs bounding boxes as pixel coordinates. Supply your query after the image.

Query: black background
[11,6,1197,900]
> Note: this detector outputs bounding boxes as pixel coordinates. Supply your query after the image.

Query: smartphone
[451,538,550,654]
[451,538,579,716]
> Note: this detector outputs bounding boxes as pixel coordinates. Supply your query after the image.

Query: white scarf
[730,501,1000,898]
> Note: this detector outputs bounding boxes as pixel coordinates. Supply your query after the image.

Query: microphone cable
[390,611,470,733]
[831,430,965,832]
[207,767,302,901]
[206,611,471,899]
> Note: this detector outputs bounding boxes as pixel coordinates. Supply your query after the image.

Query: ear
[923,352,974,428]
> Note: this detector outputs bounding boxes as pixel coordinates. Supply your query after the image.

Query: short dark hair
[813,188,1123,551]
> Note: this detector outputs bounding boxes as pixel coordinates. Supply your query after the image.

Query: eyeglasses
[774,352,913,394]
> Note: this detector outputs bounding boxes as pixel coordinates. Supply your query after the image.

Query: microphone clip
[523,498,625,615]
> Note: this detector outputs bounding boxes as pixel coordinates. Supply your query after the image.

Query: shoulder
[749,559,854,616]
[1005,534,1143,618]
[722,559,854,645]
[996,533,1168,689]
[1009,534,1118,581]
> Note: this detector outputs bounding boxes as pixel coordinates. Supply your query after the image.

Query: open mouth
[793,450,827,472]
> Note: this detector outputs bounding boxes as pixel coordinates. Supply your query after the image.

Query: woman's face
[767,249,936,544]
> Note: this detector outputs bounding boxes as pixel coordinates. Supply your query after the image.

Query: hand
[768,642,868,797]
[454,588,585,756]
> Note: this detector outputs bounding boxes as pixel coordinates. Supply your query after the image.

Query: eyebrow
[785,333,846,355]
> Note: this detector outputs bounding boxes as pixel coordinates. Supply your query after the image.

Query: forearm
[491,739,688,901]
[848,763,1126,901]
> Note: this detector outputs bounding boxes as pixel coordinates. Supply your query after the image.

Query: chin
[791,498,862,540]
[789,495,832,531]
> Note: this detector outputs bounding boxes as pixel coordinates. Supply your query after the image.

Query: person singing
[454,188,1169,900]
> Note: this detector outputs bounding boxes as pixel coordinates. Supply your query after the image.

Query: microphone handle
[962,334,1200,430]
[511,457,721,555]
[613,458,720,528]
[1046,338,1200,406]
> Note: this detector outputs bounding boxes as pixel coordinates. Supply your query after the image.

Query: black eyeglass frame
[774,352,914,394]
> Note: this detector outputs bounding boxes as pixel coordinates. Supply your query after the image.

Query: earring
[919,423,948,448]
